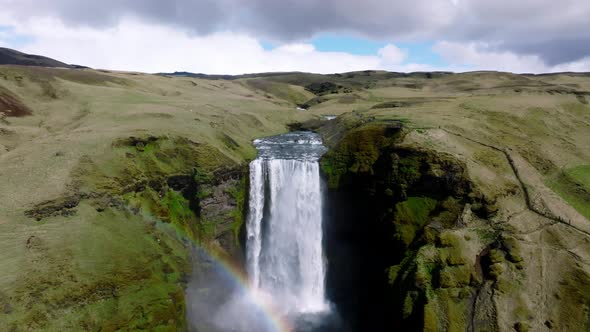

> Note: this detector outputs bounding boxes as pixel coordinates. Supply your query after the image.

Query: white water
[246,132,329,315]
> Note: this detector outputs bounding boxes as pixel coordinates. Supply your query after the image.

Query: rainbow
[190,242,294,332]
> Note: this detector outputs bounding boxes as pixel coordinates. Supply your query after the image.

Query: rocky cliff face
[318,122,528,331]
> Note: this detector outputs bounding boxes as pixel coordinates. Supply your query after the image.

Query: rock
[24,195,81,221]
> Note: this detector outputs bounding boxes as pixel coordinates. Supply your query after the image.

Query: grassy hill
[0,64,589,331]
[0,47,77,68]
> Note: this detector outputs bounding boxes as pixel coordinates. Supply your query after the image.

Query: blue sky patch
[0,26,33,47]
[310,33,386,55]
[262,33,448,68]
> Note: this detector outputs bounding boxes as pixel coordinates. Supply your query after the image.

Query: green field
[548,165,590,219]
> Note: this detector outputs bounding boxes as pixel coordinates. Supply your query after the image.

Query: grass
[0,203,190,331]
[2,65,590,330]
[547,165,590,219]
[246,79,314,105]
[568,165,590,188]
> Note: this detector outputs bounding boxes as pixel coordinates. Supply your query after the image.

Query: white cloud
[434,41,548,73]
[2,0,590,66]
[432,41,590,73]
[6,17,372,74]
[552,57,590,73]
[2,12,589,74]
[378,44,407,64]
[273,43,316,54]
[0,16,440,74]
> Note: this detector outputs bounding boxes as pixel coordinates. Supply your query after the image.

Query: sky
[0,0,589,74]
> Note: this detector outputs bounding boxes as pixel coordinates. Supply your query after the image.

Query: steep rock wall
[319,123,511,331]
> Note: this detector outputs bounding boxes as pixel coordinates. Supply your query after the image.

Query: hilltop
[0,47,81,68]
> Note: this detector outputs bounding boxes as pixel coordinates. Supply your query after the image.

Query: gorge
[209,122,495,332]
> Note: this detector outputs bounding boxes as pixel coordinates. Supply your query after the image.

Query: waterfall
[246,132,329,314]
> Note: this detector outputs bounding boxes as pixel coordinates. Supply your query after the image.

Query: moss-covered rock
[319,122,492,331]
[394,197,438,247]
[320,124,394,189]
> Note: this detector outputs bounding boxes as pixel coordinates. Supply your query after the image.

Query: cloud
[0,0,455,41]
[4,15,587,75]
[1,1,590,73]
[432,41,590,73]
[0,0,230,34]
[445,0,590,65]
[7,17,435,74]
[551,57,590,73]
[433,41,546,73]
[378,44,407,64]
[1,0,589,67]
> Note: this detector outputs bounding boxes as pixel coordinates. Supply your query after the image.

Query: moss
[198,218,218,240]
[398,156,422,184]
[439,232,461,248]
[196,187,213,200]
[475,228,499,243]
[458,287,472,299]
[388,265,402,284]
[228,175,247,243]
[423,302,439,332]
[489,263,504,279]
[161,191,197,233]
[442,247,467,266]
[502,236,524,264]
[488,249,505,264]
[403,292,418,319]
[439,266,472,288]
[424,226,439,244]
[320,124,391,188]
[435,197,463,226]
[514,322,531,332]
[394,197,437,247]
[415,262,435,290]
[444,297,469,332]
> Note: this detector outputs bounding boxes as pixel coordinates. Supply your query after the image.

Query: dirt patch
[0,87,32,117]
